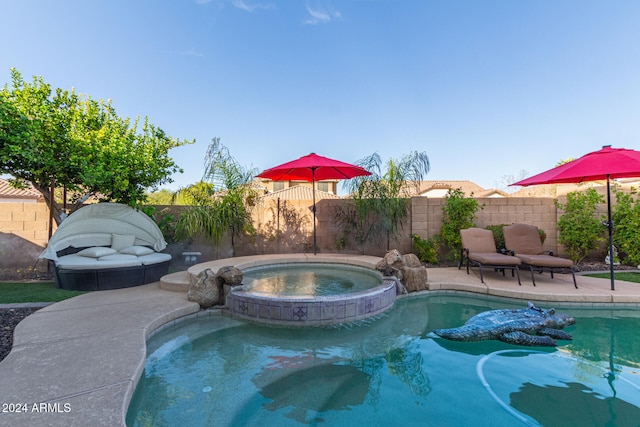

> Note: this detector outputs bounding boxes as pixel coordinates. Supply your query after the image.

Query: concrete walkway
[1,254,638,426]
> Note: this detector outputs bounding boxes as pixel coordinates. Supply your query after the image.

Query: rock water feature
[188,266,243,308]
[374,249,429,293]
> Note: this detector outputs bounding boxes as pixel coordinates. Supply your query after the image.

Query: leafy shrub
[485,224,508,251]
[555,189,605,263]
[538,228,547,244]
[411,234,439,264]
[612,187,640,265]
[142,205,176,242]
[439,188,483,260]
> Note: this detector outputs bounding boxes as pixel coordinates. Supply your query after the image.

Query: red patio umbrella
[511,145,640,290]
[256,153,371,254]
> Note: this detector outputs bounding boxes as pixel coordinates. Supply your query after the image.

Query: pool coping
[1,254,639,426]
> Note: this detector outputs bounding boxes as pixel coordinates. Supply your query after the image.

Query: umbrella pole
[312,168,317,255]
[606,175,615,291]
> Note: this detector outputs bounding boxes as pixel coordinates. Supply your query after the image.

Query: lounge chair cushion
[504,223,574,268]
[76,247,118,258]
[461,228,500,253]
[138,252,172,265]
[468,252,521,266]
[119,245,155,256]
[98,254,140,262]
[111,233,137,251]
[56,254,142,270]
[503,223,545,255]
[461,228,521,266]
[512,254,573,268]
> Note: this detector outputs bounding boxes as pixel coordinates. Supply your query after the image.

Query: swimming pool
[126,294,640,426]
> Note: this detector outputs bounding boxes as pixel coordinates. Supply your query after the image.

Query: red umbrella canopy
[256,153,371,182]
[511,145,640,292]
[512,146,640,186]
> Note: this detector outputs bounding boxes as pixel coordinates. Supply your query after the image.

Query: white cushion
[76,247,117,258]
[138,252,172,265]
[119,245,155,256]
[111,233,136,250]
[98,254,139,262]
[56,254,141,270]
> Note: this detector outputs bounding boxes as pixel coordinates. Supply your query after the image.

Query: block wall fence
[0,202,52,268]
[2,195,602,268]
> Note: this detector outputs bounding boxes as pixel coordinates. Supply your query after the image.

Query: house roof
[508,181,611,197]
[0,178,42,200]
[258,185,341,201]
[411,180,500,197]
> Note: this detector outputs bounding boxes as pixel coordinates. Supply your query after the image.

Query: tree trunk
[33,182,63,226]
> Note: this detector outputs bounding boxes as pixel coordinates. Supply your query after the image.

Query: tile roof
[415,180,486,195]
[0,178,42,200]
[258,185,341,201]
[508,181,612,197]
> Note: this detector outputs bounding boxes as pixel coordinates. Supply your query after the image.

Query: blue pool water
[241,264,382,297]
[126,294,640,426]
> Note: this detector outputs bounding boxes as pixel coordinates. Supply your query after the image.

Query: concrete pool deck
[1,253,639,426]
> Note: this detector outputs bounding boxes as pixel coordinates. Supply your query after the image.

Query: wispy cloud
[232,0,274,12]
[164,48,205,57]
[304,2,341,25]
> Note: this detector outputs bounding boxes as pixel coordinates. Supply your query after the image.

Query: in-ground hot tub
[226,262,398,326]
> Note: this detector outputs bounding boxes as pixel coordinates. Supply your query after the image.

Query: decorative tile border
[227,277,398,326]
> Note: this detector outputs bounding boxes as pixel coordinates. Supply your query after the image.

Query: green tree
[145,188,175,205]
[0,69,192,224]
[340,151,430,252]
[439,188,482,260]
[555,189,605,263]
[174,138,258,255]
[611,186,640,265]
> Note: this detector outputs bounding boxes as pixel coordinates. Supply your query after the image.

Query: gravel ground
[0,307,41,362]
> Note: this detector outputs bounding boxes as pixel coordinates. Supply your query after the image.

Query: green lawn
[0,282,86,304]
[585,272,640,283]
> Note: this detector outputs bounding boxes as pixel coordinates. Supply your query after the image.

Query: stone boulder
[400,264,429,293]
[375,249,428,293]
[216,266,243,287]
[375,249,405,271]
[188,269,221,308]
[403,253,422,268]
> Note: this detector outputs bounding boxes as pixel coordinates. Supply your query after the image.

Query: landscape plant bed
[0,307,41,363]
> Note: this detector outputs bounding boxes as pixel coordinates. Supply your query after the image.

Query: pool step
[160,271,190,293]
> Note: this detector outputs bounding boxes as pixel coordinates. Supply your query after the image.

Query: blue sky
[3,0,640,194]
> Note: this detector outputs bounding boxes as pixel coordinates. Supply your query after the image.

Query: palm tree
[340,151,430,252]
[174,138,258,255]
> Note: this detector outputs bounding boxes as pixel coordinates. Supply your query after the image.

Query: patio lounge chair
[459,228,522,285]
[503,223,577,288]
